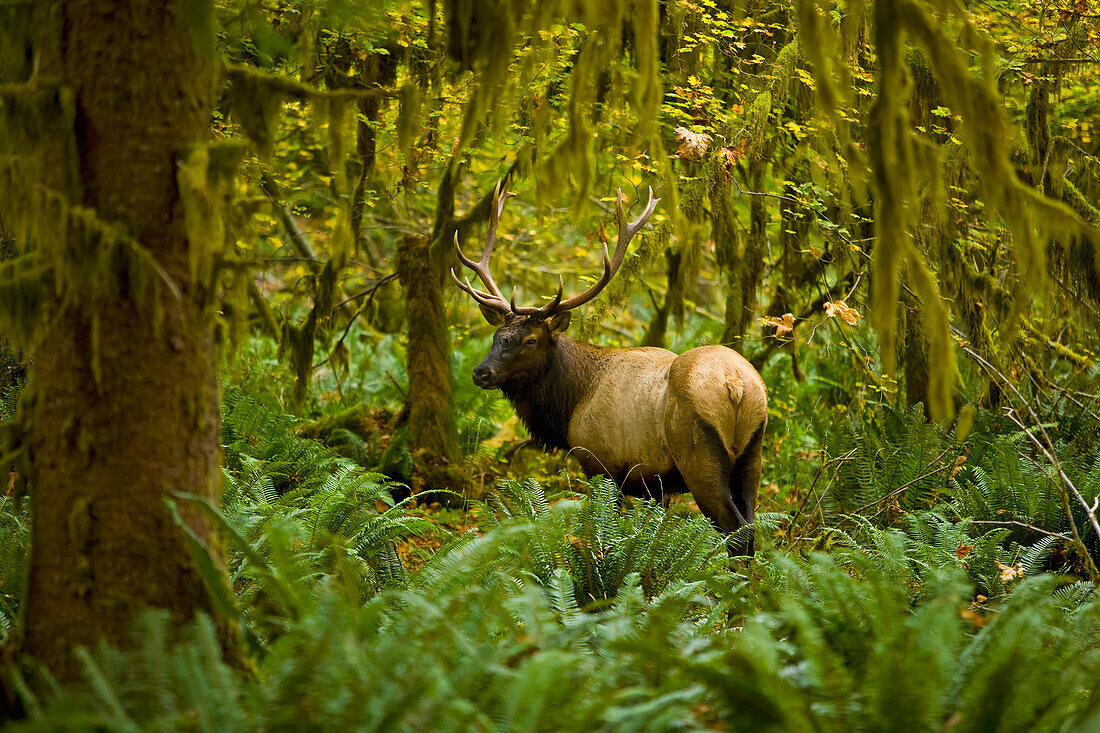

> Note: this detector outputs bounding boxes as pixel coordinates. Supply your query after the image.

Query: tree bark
[16,0,237,679]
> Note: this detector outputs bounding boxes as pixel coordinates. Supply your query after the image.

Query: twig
[969,520,1071,541]
[312,274,400,371]
[335,273,398,310]
[787,448,857,543]
[260,172,316,263]
[749,271,857,367]
[856,447,954,515]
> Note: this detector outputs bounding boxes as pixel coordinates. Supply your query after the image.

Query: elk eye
[524,337,537,347]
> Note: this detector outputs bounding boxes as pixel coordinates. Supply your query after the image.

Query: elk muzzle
[472,359,503,389]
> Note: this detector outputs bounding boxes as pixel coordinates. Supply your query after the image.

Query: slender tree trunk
[900,292,930,415]
[397,233,463,499]
[16,0,236,679]
[722,164,766,351]
[0,220,24,397]
[641,249,680,347]
[392,161,462,501]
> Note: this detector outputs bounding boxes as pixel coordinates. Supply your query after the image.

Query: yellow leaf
[824,300,861,325]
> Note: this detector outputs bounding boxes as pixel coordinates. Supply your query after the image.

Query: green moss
[744,90,773,162]
[770,42,800,112]
[397,81,420,163]
[178,146,224,289]
[577,219,670,339]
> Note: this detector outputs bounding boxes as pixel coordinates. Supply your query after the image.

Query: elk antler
[450,178,516,316]
[452,182,661,320]
[513,186,660,317]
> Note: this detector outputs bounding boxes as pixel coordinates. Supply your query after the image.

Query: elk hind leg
[670,424,748,551]
[729,424,765,556]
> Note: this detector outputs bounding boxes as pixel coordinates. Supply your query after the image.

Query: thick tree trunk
[17,0,236,679]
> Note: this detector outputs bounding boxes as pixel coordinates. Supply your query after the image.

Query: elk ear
[546,311,571,338]
[479,304,509,326]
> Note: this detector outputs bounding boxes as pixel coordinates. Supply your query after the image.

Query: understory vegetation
[3,329,1099,730]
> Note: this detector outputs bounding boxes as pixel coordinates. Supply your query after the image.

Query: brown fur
[473,314,768,554]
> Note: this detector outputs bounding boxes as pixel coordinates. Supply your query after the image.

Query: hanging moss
[578,219,671,339]
[866,0,913,379]
[902,2,1081,297]
[0,253,46,345]
[795,0,851,131]
[0,83,79,251]
[632,0,661,138]
[224,64,306,156]
[224,63,384,158]
[279,309,318,409]
[0,3,33,84]
[769,42,800,112]
[744,90,773,162]
[178,147,224,292]
[397,80,420,163]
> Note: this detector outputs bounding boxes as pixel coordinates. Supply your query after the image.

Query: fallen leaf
[824,300,861,325]
[956,542,973,560]
[675,126,711,161]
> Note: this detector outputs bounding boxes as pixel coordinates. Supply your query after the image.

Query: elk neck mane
[500,335,604,450]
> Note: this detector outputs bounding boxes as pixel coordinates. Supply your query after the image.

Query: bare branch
[960,342,1100,581]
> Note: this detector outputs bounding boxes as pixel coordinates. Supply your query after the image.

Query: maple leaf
[764,312,795,339]
[956,542,973,560]
[674,126,711,161]
[997,560,1024,583]
[824,300,861,325]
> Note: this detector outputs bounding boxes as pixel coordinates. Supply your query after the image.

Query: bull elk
[452,181,768,554]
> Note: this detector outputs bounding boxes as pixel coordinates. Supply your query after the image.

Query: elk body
[453,183,768,553]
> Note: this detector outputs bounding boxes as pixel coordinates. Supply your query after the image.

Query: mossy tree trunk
[15,0,237,679]
[396,164,509,503]
[397,231,462,499]
[900,290,930,414]
[395,162,463,501]
[720,164,767,351]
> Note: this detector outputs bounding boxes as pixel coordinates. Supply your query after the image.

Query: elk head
[452,181,660,390]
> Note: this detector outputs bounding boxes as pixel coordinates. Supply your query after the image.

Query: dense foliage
[2,330,1099,728]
